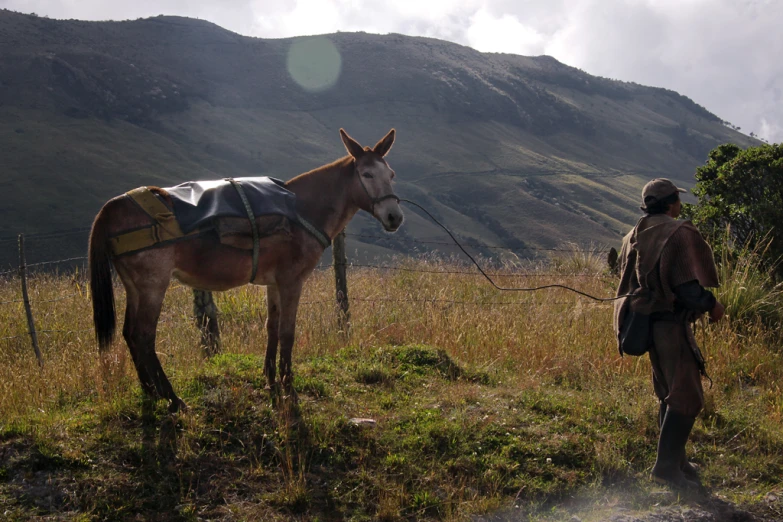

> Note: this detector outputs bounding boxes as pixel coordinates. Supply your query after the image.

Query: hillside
[0,10,757,268]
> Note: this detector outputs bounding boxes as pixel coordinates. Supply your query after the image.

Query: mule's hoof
[169,397,188,414]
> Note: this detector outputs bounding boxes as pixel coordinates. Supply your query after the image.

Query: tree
[682,142,783,273]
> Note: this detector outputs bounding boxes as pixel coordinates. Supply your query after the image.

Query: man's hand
[709,301,725,323]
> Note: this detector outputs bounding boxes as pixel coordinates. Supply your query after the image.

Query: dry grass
[0,262,628,420]
[4,259,779,426]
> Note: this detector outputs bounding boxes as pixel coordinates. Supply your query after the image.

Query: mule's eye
[362,172,373,178]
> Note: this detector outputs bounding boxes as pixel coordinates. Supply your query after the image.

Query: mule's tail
[89,208,116,351]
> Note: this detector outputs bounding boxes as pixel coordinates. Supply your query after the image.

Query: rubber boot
[658,401,700,481]
[651,409,699,489]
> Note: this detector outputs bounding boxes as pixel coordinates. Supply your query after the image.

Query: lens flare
[286,36,342,92]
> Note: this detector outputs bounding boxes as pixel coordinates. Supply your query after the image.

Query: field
[0,255,781,521]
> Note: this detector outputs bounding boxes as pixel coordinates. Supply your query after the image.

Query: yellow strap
[109,187,193,256]
[126,187,185,238]
[110,225,201,256]
[110,227,158,256]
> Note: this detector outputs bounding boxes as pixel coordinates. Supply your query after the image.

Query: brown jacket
[613,215,719,349]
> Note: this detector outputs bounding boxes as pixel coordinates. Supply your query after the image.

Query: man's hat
[641,178,686,205]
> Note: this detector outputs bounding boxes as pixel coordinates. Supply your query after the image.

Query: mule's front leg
[264,285,281,389]
[278,282,303,394]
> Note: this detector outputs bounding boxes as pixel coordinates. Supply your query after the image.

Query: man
[614,178,725,489]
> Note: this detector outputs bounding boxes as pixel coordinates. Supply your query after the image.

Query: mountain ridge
[0,10,756,267]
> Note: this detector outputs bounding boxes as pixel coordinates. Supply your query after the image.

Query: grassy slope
[2,348,778,521]
[0,266,780,520]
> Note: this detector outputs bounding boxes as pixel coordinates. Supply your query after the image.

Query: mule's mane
[286,155,354,185]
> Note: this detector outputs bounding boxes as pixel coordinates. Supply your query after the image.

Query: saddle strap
[296,214,331,249]
[110,225,202,256]
[126,187,184,238]
[226,178,260,283]
[110,187,201,256]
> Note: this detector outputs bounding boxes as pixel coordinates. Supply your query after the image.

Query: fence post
[332,230,350,334]
[193,289,220,357]
[18,234,43,368]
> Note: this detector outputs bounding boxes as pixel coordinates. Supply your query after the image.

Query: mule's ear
[340,128,365,159]
[372,128,396,157]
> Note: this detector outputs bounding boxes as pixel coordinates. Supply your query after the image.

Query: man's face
[670,198,682,218]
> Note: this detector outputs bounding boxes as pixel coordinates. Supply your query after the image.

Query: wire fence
[0,227,619,364]
[0,226,612,268]
[345,232,613,253]
[330,263,614,279]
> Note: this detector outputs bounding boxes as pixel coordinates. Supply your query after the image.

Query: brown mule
[89,129,403,412]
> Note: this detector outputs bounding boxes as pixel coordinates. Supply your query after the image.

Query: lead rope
[399,198,632,302]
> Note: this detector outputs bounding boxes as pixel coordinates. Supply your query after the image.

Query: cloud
[1,0,780,142]
[540,0,783,142]
[760,118,782,142]
[466,8,545,55]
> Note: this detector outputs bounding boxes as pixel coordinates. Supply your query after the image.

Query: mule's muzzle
[383,209,404,232]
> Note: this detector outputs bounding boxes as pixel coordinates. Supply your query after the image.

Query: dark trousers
[649,318,704,418]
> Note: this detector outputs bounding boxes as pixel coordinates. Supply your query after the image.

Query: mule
[89,128,403,412]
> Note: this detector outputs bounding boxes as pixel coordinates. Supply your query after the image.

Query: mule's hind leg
[138,289,186,412]
[264,285,281,391]
[122,291,156,397]
[278,282,303,395]
[125,279,186,413]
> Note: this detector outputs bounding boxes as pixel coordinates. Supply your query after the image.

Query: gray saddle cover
[164,177,298,234]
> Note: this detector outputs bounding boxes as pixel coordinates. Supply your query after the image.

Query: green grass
[0,346,780,520]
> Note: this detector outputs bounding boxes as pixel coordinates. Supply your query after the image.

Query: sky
[3,0,781,142]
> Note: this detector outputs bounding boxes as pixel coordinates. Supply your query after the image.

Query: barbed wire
[0,258,87,277]
[0,294,84,306]
[214,296,609,312]
[26,257,88,268]
[39,328,92,334]
[347,296,610,307]
[346,233,613,253]
[0,265,615,303]
[0,227,91,244]
[0,226,616,253]
[0,228,619,346]
[345,263,614,278]
[299,299,333,306]
[31,293,83,304]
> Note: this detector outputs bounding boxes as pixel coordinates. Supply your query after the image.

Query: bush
[683,143,783,277]
[714,231,783,327]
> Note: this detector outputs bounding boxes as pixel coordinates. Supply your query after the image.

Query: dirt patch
[609,496,777,522]
[476,491,782,522]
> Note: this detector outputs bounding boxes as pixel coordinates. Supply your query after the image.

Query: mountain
[0,10,756,268]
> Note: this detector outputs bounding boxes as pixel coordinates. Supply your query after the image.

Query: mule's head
[340,128,404,232]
